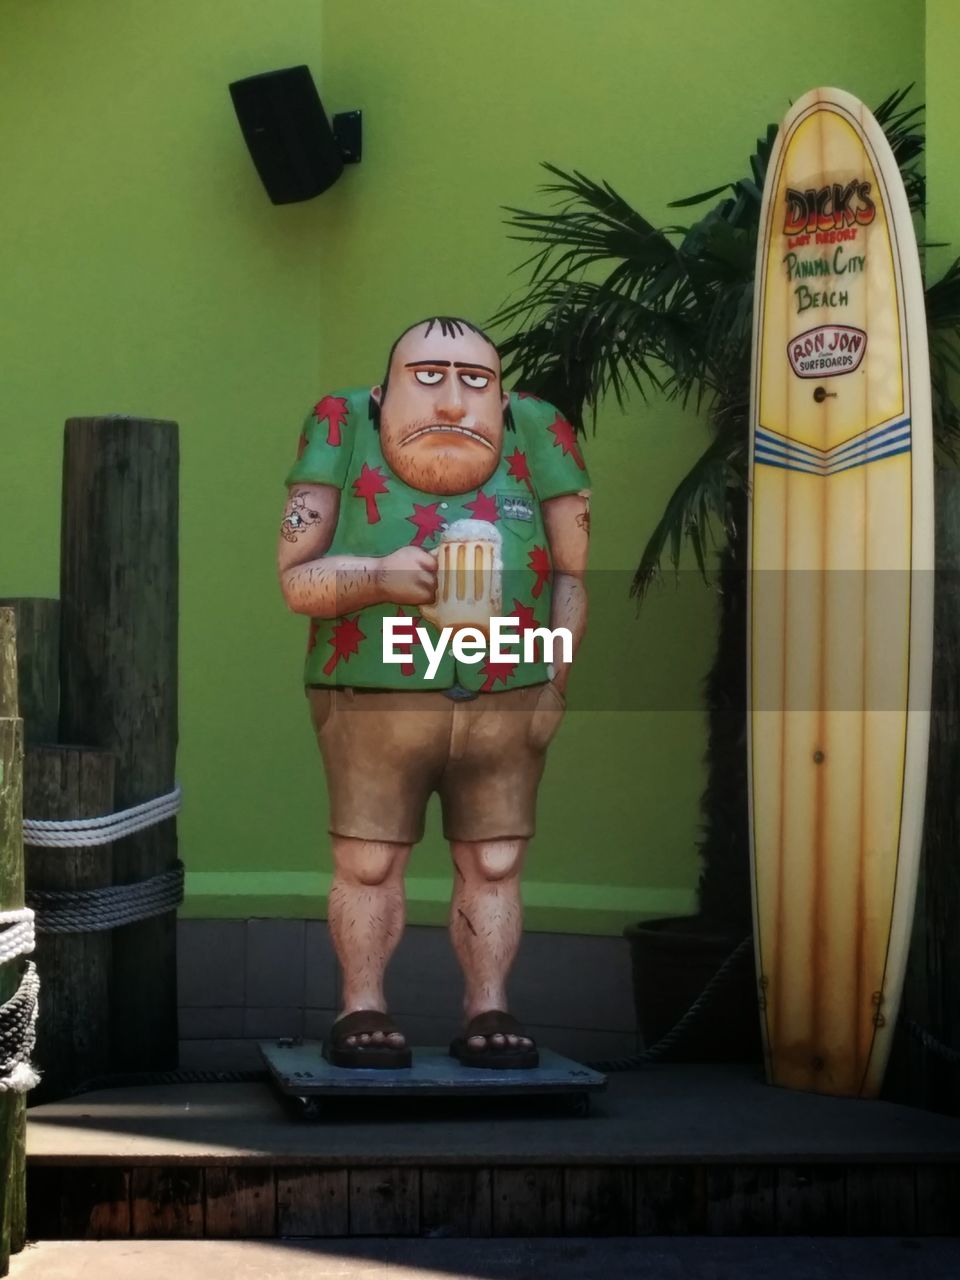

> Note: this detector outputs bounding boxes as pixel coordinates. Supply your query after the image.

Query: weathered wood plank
[60,416,179,1072]
[0,608,26,1275]
[492,1168,563,1237]
[0,612,17,723]
[25,746,115,1103]
[421,1168,491,1238]
[0,601,58,746]
[204,1167,275,1237]
[845,1163,917,1235]
[916,1164,960,1234]
[21,1158,960,1241]
[131,1168,203,1238]
[564,1166,633,1236]
[5,1108,26,1259]
[635,1165,707,1234]
[902,470,960,1114]
[24,1167,62,1240]
[276,1168,348,1236]
[775,1164,846,1234]
[348,1169,420,1236]
[705,1165,777,1234]
[66,1169,131,1239]
[26,1167,131,1240]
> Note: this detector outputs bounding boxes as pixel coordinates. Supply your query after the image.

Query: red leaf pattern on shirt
[464,489,499,523]
[547,414,585,469]
[322,615,366,676]
[506,448,533,493]
[479,656,518,692]
[407,501,445,547]
[313,395,349,447]
[392,609,423,677]
[352,463,390,524]
[528,545,551,599]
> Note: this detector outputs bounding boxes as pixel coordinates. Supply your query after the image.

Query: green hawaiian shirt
[285,389,589,690]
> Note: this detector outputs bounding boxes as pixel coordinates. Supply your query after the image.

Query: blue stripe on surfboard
[755,431,830,463]
[755,415,912,463]
[755,426,912,473]
[755,441,912,474]
[755,441,913,475]
[828,442,913,475]
[756,415,911,456]
[754,451,824,476]
[757,430,911,471]
[826,417,912,462]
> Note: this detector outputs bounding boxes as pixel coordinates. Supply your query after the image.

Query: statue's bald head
[370,317,509,496]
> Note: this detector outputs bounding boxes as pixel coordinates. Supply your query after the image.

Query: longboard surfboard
[747,87,934,1098]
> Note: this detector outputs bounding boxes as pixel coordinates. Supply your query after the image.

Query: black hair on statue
[368,316,514,431]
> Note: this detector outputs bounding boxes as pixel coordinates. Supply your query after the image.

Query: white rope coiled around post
[0,908,36,964]
[22,785,181,848]
[0,913,40,1090]
[0,961,40,1094]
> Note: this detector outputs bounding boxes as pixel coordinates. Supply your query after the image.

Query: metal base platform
[259,1039,606,1116]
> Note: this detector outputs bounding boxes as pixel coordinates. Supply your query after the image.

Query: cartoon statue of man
[278,317,589,1069]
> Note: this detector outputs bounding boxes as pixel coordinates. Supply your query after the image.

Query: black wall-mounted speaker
[229,65,350,205]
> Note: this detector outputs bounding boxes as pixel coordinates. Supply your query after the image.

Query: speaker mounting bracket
[332,111,362,164]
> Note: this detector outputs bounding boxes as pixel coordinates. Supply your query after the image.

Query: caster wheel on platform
[565,1092,590,1117]
[291,1095,325,1121]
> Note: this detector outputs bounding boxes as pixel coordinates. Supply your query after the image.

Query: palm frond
[873,85,925,215]
[491,86,952,590]
[631,426,747,600]
[667,123,778,226]
[926,256,960,461]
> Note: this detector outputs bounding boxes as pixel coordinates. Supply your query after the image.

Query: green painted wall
[926,0,959,276]
[0,1,923,933]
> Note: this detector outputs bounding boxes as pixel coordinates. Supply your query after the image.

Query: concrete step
[10,1237,960,1280]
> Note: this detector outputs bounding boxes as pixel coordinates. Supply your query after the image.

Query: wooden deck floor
[25,1063,960,1238]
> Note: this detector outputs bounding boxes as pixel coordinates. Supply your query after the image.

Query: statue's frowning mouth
[402,425,494,450]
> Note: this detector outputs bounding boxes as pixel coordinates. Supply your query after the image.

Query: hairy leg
[449,838,533,1051]
[327,836,411,1047]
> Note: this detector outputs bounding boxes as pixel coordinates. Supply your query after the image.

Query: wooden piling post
[25,747,115,1102]
[893,469,960,1112]
[59,417,180,1072]
[0,600,59,745]
[915,469,960,1111]
[0,608,27,1274]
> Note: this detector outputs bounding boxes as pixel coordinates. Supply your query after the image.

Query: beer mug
[420,519,502,635]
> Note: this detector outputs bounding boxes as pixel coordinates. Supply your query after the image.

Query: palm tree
[491,88,960,932]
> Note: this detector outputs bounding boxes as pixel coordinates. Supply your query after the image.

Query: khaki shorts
[307,683,566,844]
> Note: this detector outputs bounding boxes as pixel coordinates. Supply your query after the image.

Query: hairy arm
[542,490,590,693]
[277,483,436,618]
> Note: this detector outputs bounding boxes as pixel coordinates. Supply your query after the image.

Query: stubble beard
[381,425,501,496]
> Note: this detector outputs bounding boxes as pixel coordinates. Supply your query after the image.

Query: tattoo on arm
[281,491,323,543]
[575,489,591,535]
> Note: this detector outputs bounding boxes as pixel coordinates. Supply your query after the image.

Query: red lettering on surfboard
[783,182,876,236]
[815,228,859,244]
[788,324,867,378]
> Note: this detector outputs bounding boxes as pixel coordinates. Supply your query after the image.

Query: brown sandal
[450,1010,539,1070]
[324,1010,412,1069]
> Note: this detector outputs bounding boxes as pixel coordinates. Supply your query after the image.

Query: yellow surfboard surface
[748,88,933,1097]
